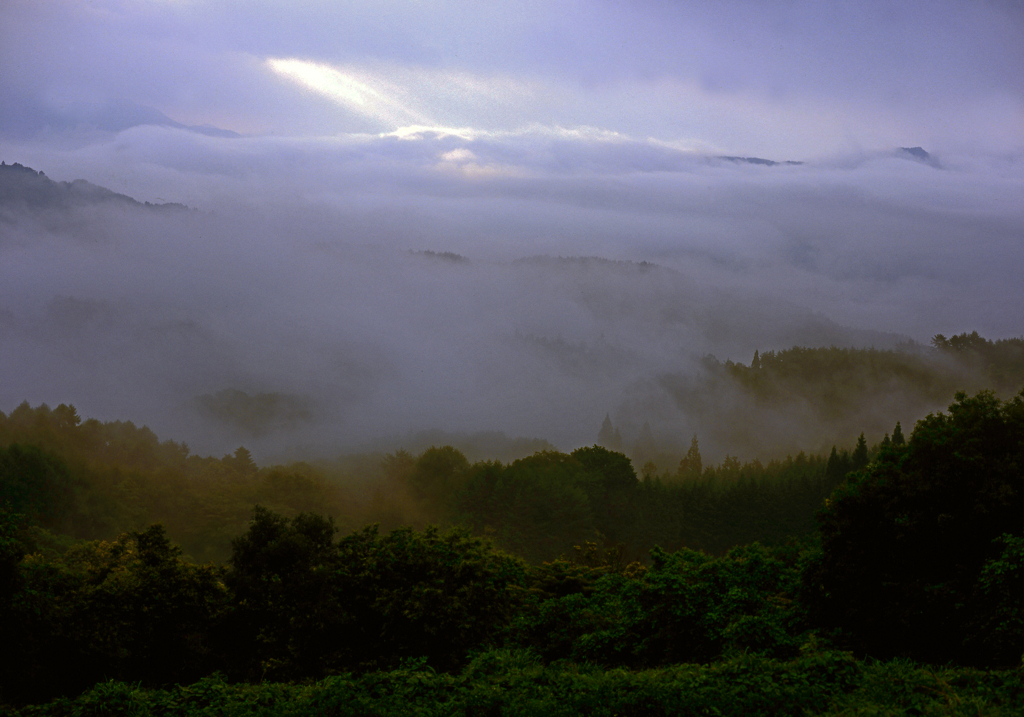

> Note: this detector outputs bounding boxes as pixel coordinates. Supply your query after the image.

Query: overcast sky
[2,0,1022,156]
[1,0,1022,458]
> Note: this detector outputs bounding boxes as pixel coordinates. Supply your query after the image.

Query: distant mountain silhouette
[0,96,240,139]
[898,146,941,168]
[716,156,804,167]
[0,161,190,211]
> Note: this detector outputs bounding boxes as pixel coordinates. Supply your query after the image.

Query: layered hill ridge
[0,161,190,212]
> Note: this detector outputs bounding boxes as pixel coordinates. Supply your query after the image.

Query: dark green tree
[332,524,528,672]
[2,525,226,704]
[406,445,470,515]
[850,433,869,471]
[804,389,1024,664]
[223,506,340,680]
[678,434,702,480]
[225,446,257,476]
[892,421,906,445]
[571,445,637,492]
[571,445,638,545]
[0,444,78,531]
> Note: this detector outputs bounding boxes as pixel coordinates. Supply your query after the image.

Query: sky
[0,0,1022,459]
[2,0,1022,155]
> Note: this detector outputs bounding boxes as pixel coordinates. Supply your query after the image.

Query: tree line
[3,332,1024,712]
[1,387,1023,710]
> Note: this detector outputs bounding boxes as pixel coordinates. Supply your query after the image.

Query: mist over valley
[2,140,1021,466]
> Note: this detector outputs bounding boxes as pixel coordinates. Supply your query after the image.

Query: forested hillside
[0,399,867,564]
[3,336,1024,714]
[645,331,1024,463]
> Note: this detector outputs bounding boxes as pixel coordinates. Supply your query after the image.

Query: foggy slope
[1,138,1022,461]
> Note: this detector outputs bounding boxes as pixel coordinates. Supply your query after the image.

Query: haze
[1,0,1022,460]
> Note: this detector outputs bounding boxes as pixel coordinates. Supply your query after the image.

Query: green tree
[223,506,340,680]
[0,444,78,531]
[2,525,226,704]
[225,446,257,476]
[406,445,470,516]
[455,452,596,562]
[332,524,528,672]
[571,445,639,546]
[892,421,905,445]
[571,445,637,493]
[804,389,1024,664]
[677,434,703,480]
[850,433,869,471]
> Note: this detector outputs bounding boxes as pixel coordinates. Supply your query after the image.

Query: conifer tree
[678,434,703,480]
[826,446,843,481]
[892,421,905,445]
[851,433,869,471]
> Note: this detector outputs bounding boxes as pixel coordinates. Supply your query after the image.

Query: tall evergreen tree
[678,434,703,480]
[825,446,843,481]
[892,421,906,446]
[851,433,869,471]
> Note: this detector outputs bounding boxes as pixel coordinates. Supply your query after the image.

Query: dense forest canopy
[2,197,1024,706]
[3,331,1023,565]
[3,381,1024,713]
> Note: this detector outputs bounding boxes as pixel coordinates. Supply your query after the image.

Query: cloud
[2,0,1021,459]
[2,0,1021,155]
[2,125,1021,461]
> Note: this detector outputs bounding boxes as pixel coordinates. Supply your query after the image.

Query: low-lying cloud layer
[2,126,1022,460]
[2,0,1021,460]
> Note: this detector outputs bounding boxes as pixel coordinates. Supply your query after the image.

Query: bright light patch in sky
[266,58,557,137]
[267,58,433,129]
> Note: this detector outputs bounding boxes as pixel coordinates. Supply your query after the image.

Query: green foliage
[405,445,470,515]
[0,508,28,606]
[677,434,703,480]
[0,402,357,563]
[330,524,529,673]
[455,452,598,562]
[0,444,78,531]
[571,445,637,492]
[223,509,529,680]
[25,650,1024,717]
[1,526,227,705]
[663,340,1024,461]
[851,432,869,471]
[12,365,1024,714]
[892,421,906,445]
[222,507,340,680]
[806,388,1024,665]
[963,534,1024,665]
[512,542,807,669]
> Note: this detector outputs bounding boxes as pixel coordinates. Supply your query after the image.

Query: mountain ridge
[0,161,191,212]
